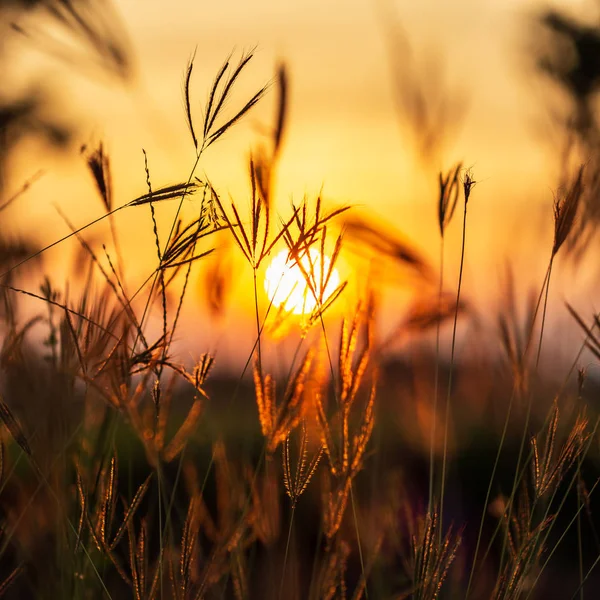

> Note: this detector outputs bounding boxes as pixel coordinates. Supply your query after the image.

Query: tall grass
[0,48,596,600]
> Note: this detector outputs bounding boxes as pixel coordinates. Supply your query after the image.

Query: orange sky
[2,0,599,368]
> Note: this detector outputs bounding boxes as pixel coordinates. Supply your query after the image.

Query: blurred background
[1,0,600,368]
[3,3,600,597]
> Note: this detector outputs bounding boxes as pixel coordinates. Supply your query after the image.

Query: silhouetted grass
[0,43,597,600]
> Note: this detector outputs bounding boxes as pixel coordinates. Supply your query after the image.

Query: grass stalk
[439,199,468,535]
[279,506,295,600]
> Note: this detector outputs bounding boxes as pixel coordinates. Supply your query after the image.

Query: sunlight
[264,248,340,315]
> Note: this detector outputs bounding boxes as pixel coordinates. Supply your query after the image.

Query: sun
[264,248,341,315]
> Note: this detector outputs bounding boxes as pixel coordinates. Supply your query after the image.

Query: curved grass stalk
[535,256,554,370]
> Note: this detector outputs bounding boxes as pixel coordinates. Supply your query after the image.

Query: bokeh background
[1,0,599,368]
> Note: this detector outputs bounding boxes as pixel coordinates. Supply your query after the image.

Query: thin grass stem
[439,201,468,535]
[279,506,295,600]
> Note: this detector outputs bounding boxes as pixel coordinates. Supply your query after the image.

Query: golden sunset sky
[2,0,599,366]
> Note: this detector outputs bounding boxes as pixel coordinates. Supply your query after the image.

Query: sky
[1,0,599,368]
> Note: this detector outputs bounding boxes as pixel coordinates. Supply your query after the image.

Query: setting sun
[264,248,341,315]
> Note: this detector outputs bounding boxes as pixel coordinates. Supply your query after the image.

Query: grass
[0,46,598,600]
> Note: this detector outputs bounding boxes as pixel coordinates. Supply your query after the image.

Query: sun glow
[264,249,341,315]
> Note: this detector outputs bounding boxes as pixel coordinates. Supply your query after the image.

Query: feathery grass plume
[83,142,128,275]
[253,365,276,440]
[85,476,133,585]
[493,488,551,600]
[158,181,223,281]
[377,1,465,162]
[83,453,154,568]
[406,292,467,332]
[85,142,112,213]
[0,92,71,193]
[0,315,42,369]
[95,454,118,548]
[273,64,288,153]
[193,442,259,597]
[401,508,461,600]
[213,171,300,271]
[533,8,600,255]
[159,208,221,271]
[531,402,589,498]
[319,538,351,600]
[280,415,323,595]
[280,224,348,328]
[160,389,206,463]
[308,228,343,304]
[130,181,198,207]
[110,475,152,551]
[252,348,314,454]
[497,267,537,399]
[180,352,214,391]
[231,549,250,600]
[536,165,583,368]
[462,167,477,205]
[286,194,349,255]
[40,276,60,363]
[203,245,231,318]
[8,0,133,79]
[213,441,252,547]
[343,215,433,282]
[0,0,128,192]
[438,162,462,236]
[0,176,197,287]
[179,497,200,597]
[380,291,467,351]
[127,519,153,600]
[321,468,353,539]
[200,49,269,150]
[282,419,324,508]
[305,279,348,332]
[182,463,219,544]
[275,198,349,323]
[251,62,288,212]
[183,49,199,152]
[566,304,600,362]
[552,165,584,256]
[316,301,376,480]
[56,285,118,396]
[74,464,87,553]
[315,302,377,541]
[497,166,582,576]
